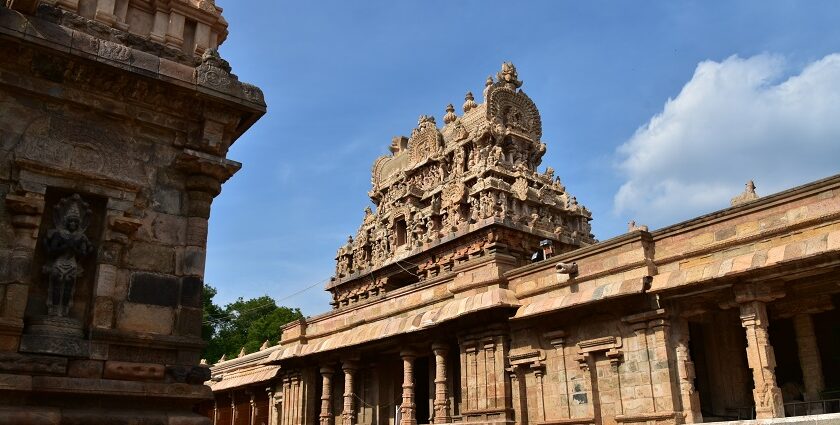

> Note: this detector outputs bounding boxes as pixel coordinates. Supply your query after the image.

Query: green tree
[201,284,303,362]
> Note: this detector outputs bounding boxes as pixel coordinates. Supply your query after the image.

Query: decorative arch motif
[371,155,392,190]
[407,115,444,166]
[485,86,542,140]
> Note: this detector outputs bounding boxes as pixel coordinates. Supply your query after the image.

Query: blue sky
[207,1,840,315]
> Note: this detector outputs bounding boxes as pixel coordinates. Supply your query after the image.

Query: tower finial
[496,61,523,89]
[483,75,494,98]
[463,91,477,113]
[443,104,457,124]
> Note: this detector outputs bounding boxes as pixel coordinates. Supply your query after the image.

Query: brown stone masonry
[207,63,840,425]
[0,0,264,423]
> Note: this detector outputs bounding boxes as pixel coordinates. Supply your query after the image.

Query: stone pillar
[175,152,235,344]
[94,0,117,26]
[231,392,237,425]
[266,388,275,425]
[629,321,656,411]
[342,361,358,425]
[673,318,702,423]
[400,350,417,425]
[165,11,186,49]
[194,21,211,55]
[55,0,79,13]
[250,392,257,425]
[320,367,334,425]
[1,193,44,351]
[546,331,572,419]
[793,314,824,401]
[432,343,451,424]
[532,364,546,423]
[739,300,784,419]
[507,366,523,425]
[149,9,169,43]
[113,0,130,30]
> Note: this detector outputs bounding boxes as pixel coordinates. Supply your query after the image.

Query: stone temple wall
[0,1,264,423]
[205,64,840,425]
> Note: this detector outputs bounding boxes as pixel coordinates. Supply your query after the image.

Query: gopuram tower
[0,0,264,423]
[329,62,595,308]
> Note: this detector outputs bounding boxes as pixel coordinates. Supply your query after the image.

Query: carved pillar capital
[734,282,785,304]
[544,330,566,348]
[341,359,359,372]
[175,149,240,219]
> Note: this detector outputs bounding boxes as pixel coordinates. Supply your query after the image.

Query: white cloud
[614,53,840,228]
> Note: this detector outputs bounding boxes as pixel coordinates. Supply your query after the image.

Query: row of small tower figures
[201,339,274,365]
[440,72,512,125]
[628,180,760,233]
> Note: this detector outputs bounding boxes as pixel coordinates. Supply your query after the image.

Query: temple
[204,63,840,425]
[0,0,264,423]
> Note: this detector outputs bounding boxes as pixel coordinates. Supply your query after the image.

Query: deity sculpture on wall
[42,194,95,317]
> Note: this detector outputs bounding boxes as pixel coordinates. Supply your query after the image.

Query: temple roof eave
[265,287,520,364]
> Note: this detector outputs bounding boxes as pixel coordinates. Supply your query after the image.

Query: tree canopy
[202,284,303,362]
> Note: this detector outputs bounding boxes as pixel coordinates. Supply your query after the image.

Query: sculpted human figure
[488,145,504,166]
[43,194,95,317]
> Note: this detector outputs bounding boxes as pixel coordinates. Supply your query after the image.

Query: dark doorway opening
[769,318,805,402]
[688,311,754,421]
[415,356,431,424]
[815,296,840,398]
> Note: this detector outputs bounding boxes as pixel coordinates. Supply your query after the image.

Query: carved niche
[42,194,96,317]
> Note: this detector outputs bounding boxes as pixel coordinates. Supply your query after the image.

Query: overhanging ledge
[266,287,520,362]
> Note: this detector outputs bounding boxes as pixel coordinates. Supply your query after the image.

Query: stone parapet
[6,0,229,60]
[0,6,265,108]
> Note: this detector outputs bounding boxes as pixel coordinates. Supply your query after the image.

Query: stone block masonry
[0,0,265,423]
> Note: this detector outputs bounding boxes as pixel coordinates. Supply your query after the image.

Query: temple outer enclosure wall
[206,63,840,425]
[0,1,264,423]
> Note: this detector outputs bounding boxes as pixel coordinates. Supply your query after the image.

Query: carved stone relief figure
[42,194,95,317]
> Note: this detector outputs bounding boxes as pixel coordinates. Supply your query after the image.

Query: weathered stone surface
[103,360,164,381]
[125,243,175,273]
[116,302,174,334]
[19,333,88,358]
[176,246,206,277]
[91,296,114,328]
[0,406,59,425]
[127,273,179,307]
[0,352,67,374]
[176,307,202,337]
[109,345,177,365]
[67,359,103,379]
[179,276,203,308]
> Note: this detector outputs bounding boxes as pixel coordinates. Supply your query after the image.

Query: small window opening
[396,218,407,246]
